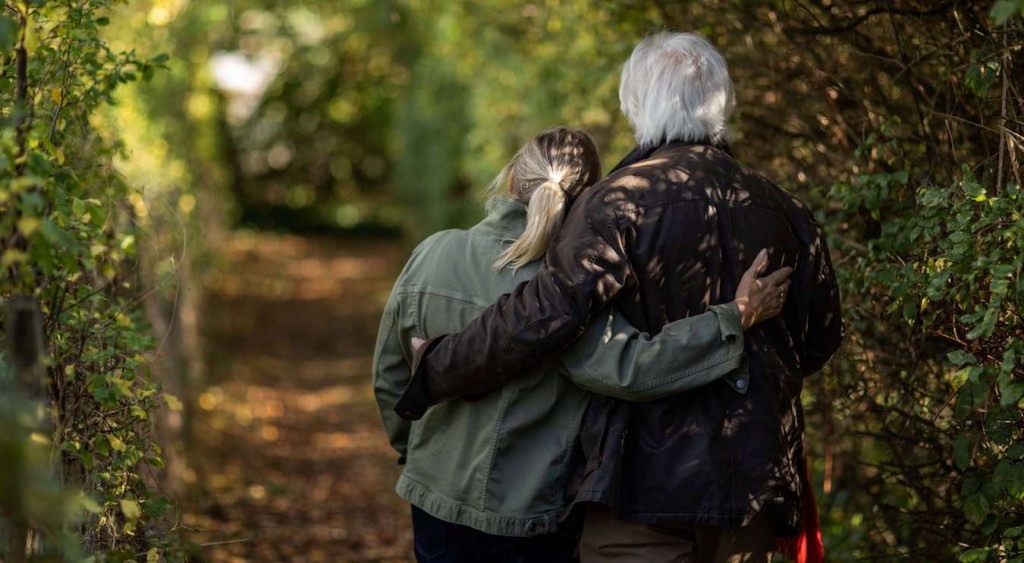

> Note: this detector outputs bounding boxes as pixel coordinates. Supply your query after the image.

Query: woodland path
[181,232,412,562]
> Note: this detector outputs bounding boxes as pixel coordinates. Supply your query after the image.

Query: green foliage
[224,1,407,231]
[160,0,654,236]
[0,392,84,560]
[829,151,1023,559]
[391,0,651,234]
[0,0,177,558]
[991,0,1024,25]
[5,0,1014,560]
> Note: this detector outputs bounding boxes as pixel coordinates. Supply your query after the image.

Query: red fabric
[774,457,824,563]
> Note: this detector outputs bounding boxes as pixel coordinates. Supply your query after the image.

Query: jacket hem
[396,473,564,537]
[620,504,800,532]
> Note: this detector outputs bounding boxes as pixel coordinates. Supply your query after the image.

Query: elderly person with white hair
[397,32,844,562]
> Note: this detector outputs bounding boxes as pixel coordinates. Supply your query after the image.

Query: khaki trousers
[579,505,775,563]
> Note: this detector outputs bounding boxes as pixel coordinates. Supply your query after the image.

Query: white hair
[619,32,736,146]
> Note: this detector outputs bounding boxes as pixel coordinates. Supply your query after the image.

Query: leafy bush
[825,154,1023,559]
[0,0,177,559]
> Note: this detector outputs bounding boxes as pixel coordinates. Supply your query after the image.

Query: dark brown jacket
[396,141,844,530]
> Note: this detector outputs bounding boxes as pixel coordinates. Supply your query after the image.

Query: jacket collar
[610,138,732,173]
[472,197,528,239]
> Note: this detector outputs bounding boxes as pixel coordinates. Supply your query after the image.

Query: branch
[997,29,1010,194]
[784,1,957,36]
[14,8,28,172]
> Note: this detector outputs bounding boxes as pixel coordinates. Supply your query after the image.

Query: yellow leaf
[116,312,132,328]
[120,499,141,520]
[16,217,40,236]
[146,548,160,563]
[50,87,61,105]
[106,433,126,452]
[81,495,103,514]
[164,393,183,411]
[90,244,105,257]
[1,249,27,267]
[10,176,42,191]
[23,16,37,53]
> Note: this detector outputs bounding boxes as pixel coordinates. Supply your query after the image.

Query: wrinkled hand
[734,249,794,329]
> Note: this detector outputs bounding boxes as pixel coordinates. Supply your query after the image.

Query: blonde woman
[373,127,791,562]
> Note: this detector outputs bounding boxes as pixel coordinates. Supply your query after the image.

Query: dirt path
[182,232,412,562]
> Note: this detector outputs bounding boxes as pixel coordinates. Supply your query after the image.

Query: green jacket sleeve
[371,291,413,462]
[559,303,748,401]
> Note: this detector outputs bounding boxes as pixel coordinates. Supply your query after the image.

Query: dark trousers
[411,505,578,563]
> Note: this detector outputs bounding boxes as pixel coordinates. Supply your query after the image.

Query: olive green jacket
[372,197,746,537]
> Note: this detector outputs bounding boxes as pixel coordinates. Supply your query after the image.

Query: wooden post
[5,297,46,396]
[2,297,46,563]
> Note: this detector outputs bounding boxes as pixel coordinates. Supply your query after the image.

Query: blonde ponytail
[493,180,566,271]
[491,127,601,272]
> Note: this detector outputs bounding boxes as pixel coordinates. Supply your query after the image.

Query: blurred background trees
[1,0,1022,560]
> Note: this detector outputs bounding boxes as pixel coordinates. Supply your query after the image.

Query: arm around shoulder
[396,187,635,420]
[560,303,747,401]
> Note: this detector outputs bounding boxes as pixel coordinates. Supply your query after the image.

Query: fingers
[753,248,768,275]
[740,248,769,282]
[762,266,794,285]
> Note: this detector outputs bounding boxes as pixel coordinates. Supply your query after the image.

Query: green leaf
[143,495,171,518]
[948,350,976,367]
[79,450,95,471]
[998,371,1024,406]
[40,219,74,248]
[150,53,170,64]
[963,493,991,526]
[902,300,918,322]
[990,0,1024,25]
[954,435,974,470]
[0,14,16,52]
[960,548,991,562]
[94,436,110,457]
[1002,347,1018,374]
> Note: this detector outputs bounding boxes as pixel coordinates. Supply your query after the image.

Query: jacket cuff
[708,302,744,342]
[707,303,749,394]
[394,335,445,420]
